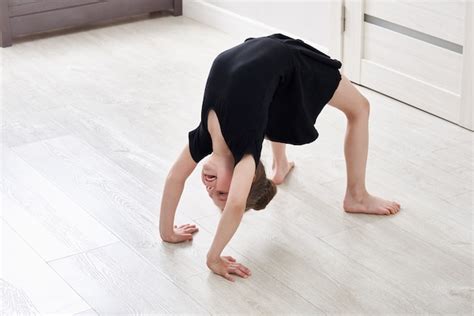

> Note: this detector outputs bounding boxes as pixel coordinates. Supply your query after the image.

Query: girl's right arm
[159,143,199,243]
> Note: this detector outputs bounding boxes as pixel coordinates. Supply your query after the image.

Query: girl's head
[201,153,277,211]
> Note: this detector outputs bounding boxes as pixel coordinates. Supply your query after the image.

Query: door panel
[365,0,465,45]
[342,0,472,130]
[361,59,461,122]
[364,22,463,94]
[9,0,38,6]
[9,0,105,17]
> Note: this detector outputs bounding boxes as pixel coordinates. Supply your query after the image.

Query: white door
[339,0,473,130]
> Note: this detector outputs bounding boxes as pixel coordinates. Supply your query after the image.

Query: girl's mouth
[204,174,216,182]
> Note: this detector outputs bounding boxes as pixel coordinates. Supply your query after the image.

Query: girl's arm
[206,154,256,281]
[159,143,199,243]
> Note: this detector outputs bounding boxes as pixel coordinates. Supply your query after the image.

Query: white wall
[188,0,332,51]
[206,0,331,48]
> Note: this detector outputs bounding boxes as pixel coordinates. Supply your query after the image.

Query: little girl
[159,33,401,282]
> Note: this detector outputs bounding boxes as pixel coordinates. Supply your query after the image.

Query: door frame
[460,1,473,129]
[328,0,344,62]
[339,0,364,83]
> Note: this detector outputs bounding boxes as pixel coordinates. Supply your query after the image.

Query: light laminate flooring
[1,13,472,315]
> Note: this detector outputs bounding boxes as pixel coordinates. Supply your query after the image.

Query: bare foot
[271,159,295,185]
[343,191,401,215]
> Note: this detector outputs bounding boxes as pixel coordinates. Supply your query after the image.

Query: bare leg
[270,141,295,185]
[327,74,401,215]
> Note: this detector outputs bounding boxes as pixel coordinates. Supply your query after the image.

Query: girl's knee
[360,96,370,116]
[346,96,370,121]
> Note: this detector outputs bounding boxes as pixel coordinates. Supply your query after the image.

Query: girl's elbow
[166,168,187,183]
[224,200,246,214]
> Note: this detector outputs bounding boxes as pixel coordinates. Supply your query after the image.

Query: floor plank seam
[6,142,210,312]
[5,131,75,149]
[50,125,172,217]
[8,143,126,247]
[314,234,427,312]
[388,221,473,269]
[8,138,211,313]
[47,257,108,315]
[193,216,340,314]
[45,240,122,264]
[1,219,94,314]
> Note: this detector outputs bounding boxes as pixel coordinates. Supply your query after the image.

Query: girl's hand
[161,224,199,243]
[206,256,252,282]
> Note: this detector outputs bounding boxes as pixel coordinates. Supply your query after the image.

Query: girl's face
[201,154,234,210]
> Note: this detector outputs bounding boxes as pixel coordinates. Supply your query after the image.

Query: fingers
[209,257,252,282]
[229,265,251,279]
[175,224,199,234]
[177,223,197,229]
[224,273,235,282]
[228,262,252,278]
[239,264,252,276]
[236,263,252,277]
[183,226,199,234]
[166,232,193,243]
[222,256,236,262]
[228,266,247,278]
[181,233,193,241]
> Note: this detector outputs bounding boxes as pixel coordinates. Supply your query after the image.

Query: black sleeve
[231,129,263,170]
[188,122,213,163]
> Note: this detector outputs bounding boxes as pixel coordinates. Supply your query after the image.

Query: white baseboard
[182,0,329,54]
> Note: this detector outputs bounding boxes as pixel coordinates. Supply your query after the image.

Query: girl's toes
[380,208,390,215]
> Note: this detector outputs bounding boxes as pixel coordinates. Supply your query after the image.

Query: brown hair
[245,160,277,211]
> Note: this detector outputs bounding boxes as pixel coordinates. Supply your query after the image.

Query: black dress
[188,33,342,168]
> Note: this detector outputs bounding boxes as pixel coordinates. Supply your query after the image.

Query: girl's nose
[206,185,214,197]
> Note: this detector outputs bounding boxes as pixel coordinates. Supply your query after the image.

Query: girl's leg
[270,141,295,185]
[327,74,400,215]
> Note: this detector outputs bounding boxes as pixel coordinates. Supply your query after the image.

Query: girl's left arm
[159,143,198,242]
[206,154,256,281]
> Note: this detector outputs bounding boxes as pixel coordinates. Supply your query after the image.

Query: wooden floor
[1,14,472,315]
